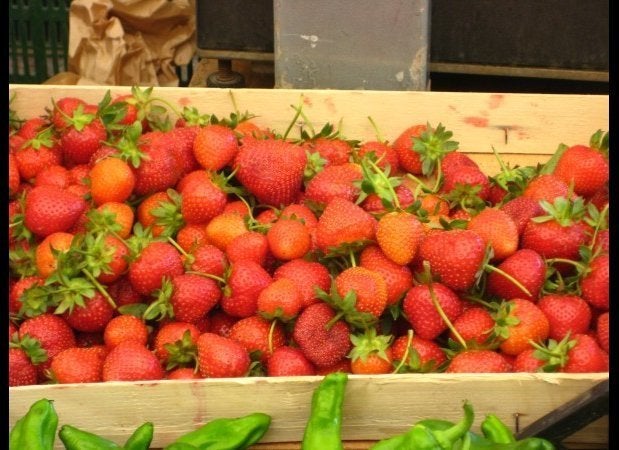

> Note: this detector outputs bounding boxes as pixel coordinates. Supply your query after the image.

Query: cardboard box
[8,85,609,449]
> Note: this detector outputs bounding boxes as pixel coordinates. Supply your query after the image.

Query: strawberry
[315,197,377,254]
[176,224,209,253]
[18,313,77,380]
[391,333,447,373]
[33,164,71,189]
[196,332,250,378]
[60,116,107,166]
[106,276,146,308]
[103,314,150,349]
[266,218,312,261]
[102,340,165,381]
[418,229,486,292]
[51,96,88,130]
[167,367,202,380]
[335,266,388,319]
[17,116,49,139]
[314,358,352,375]
[402,282,464,340]
[128,241,185,296]
[228,315,286,363]
[9,347,39,386]
[496,298,550,356]
[391,124,426,174]
[220,260,272,318]
[376,211,424,266]
[14,128,63,180]
[94,234,130,285]
[596,312,609,353]
[357,140,400,173]
[167,126,201,177]
[304,162,363,207]
[441,164,490,208]
[449,306,496,346]
[24,185,88,238]
[50,346,106,383]
[359,245,413,306]
[559,333,608,373]
[136,190,183,238]
[292,302,352,368]
[9,151,21,195]
[266,346,316,376]
[234,137,307,206]
[205,310,238,338]
[553,140,609,198]
[467,207,518,261]
[580,254,609,310]
[486,249,546,301]
[446,349,511,373]
[226,231,269,266]
[272,258,332,309]
[131,131,184,196]
[168,274,221,324]
[152,321,200,369]
[499,196,544,236]
[537,294,592,341]
[62,292,116,333]
[34,231,75,279]
[9,276,44,316]
[512,348,546,372]
[205,212,249,251]
[178,171,228,225]
[193,123,240,171]
[522,174,570,203]
[305,136,353,167]
[348,328,394,375]
[279,203,319,228]
[89,157,136,206]
[257,278,303,322]
[189,244,228,278]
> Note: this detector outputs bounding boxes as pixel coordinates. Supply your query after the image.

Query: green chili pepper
[165,412,271,450]
[123,421,155,450]
[58,424,121,450]
[9,398,59,450]
[481,414,516,444]
[301,371,348,450]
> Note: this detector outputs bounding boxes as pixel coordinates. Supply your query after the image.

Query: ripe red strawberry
[128,241,185,296]
[441,151,480,173]
[280,203,319,228]
[522,174,569,203]
[292,302,352,368]
[499,196,544,236]
[467,207,518,261]
[361,184,415,215]
[152,321,200,368]
[449,306,496,346]
[486,249,546,301]
[537,294,592,341]
[357,140,400,172]
[335,266,388,319]
[391,124,426,174]
[61,117,107,166]
[441,164,490,202]
[9,151,20,196]
[305,136,353,166]
[402,282,464,340]
[446,349,511,373]
[189,244,228,277]
[62,292,116,333]
[9,276,45,316]
[596,312,609,353]
[376,211,424,266]
[102,340,165,381]
[18,313,77,380]
[512,348,545,372]
[103,314,150,349]
[561,333,608,373]
[50,346,107,383]
[391,333,447,373]
[205,212,249,251]
[359,245,413,307]
[257,278,303,321]
[24,185,88,238]
[205,310,238,338]
[266,218,312,261]
[304,162,363,206]
[193,123,240,171]
[178,171,228,225]
[272,258,332,309]
[226,231,269,266]
[418,229,486,292]
[497,298,550,356]
[266,346,316,376]
[106,276,146,308]
[196,332,250,378]
[166,367,202,380]
[315,197,377,254]
[220,260,272,318]
[168,274,221,324]
[51,96,88,130]
[132,131,184,196]
[33,164,71,189]
[580,254,609,310]
[9,347,39,386]
[17,116,49,139]
[553,144,608,197]
[235,137,307,206]
[228,315,286,363]
[167,126,201,176]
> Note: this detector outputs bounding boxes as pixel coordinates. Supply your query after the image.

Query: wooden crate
[8,85,609,449]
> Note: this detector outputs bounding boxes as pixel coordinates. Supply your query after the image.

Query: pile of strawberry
[8,87,609,386]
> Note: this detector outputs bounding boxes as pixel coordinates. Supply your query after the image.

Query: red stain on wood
[178,97,191,107]
[464,116,489,127]
[488,94,504,109]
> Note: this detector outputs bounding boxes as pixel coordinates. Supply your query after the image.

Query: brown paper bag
[66,0,196,86]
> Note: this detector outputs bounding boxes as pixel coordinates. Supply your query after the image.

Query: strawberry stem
[283,101,304,140]
[81,268,117,309]
[483,265,532,298]
[366,158,401,210]
[367,116,384,143]
[184,270,226,285]
[267,319,276,355]
[392,329,413,374]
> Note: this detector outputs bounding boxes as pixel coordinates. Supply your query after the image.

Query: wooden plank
[9,373,608,449]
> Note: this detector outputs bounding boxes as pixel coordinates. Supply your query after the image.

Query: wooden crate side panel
[8,374,607,449]
[9,85,608,177]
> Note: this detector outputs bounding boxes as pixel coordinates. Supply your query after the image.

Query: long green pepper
[9,398,59,450]
[301,371,349,450]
